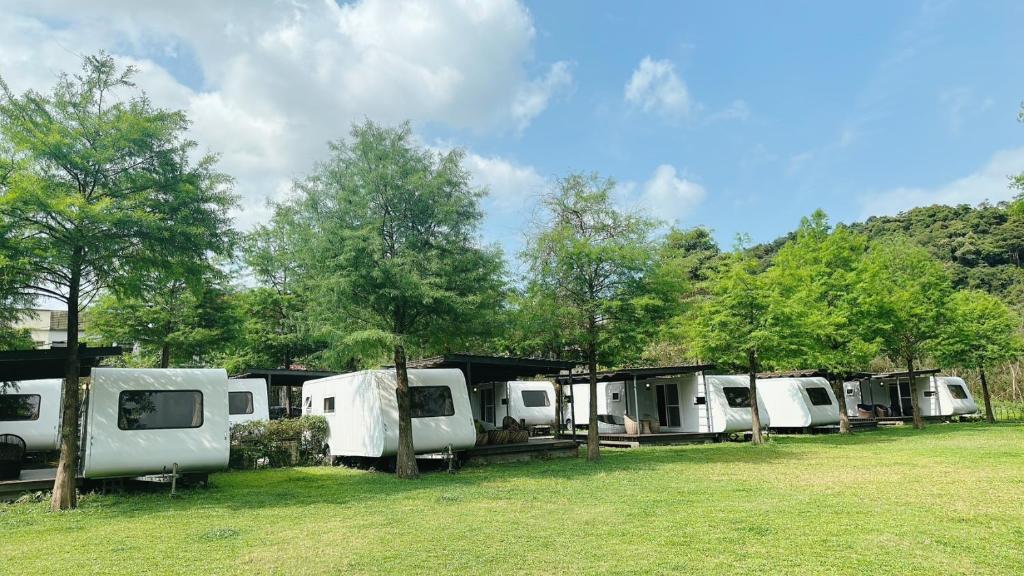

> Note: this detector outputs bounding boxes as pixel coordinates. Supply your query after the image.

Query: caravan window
[229,391,254,415]
[0,394,41,421]
[722,387,751,408]
[948,384,969,400]
[806,387,833,406]
[118,390,203,430]
[521,390,550,407]
[323,397,335,413]
[410,386,455,418]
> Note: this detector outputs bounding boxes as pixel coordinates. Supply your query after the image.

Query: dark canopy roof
[856,368,941,380]
[0,346,123,381]
[407,353,578,386]
[235,368,340,387]
[556,364,713,385]
[758,369,833,379]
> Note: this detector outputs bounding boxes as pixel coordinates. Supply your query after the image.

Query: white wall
[82,368,230,478]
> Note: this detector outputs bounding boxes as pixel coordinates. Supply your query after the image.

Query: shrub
[229,416,329,469]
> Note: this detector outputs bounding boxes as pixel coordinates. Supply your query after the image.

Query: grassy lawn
[2,423,1023,575]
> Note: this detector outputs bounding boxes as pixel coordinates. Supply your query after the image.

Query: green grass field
[2,423,1023,575]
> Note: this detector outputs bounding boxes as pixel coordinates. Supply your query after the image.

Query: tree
[853,239,952,429]
[640,227,722,365]
[934,290,1023,423]
[683,238,805,445]
[283,121,504,478]
[0,54,236,510]
[88,265,236,368]
[767,211,876,433]
[523,173,655,460]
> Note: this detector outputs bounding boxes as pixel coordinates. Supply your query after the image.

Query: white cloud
[511,61,574,132]
[859,147,1024,218]
[624,57,691,116]
[0,1,569,230]
[463,153,547,212]
[617,164,706,224]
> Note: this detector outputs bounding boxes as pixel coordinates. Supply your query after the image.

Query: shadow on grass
[81,439,809,517]
[70,421,1018,517]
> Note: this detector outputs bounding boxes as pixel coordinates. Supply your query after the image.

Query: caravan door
[655,383,681,429]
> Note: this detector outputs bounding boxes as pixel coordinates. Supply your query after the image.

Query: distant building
[12,309,83,349]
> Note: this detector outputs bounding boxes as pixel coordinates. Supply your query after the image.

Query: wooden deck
[0,467,74,500]
[557,431,724,448]
[461,438,578,465]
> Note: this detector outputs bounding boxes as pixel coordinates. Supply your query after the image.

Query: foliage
[281,120,506,367]
[0,52,237,310]
[522,172,656,367]
[3,425,1024,574]
[87,265,237,367]
[683,237,806,372]
[852,238,953,368]
[0,326,34,351]
[229,416,329,469]
[639,226,722,364]
[934,290,1023,371]
[765,210,876,374]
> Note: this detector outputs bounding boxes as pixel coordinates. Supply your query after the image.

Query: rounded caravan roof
[1,378,62,394]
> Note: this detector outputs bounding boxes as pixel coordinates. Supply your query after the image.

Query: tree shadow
[70,421,1016,518]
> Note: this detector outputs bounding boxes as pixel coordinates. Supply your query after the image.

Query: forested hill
[753,202,1024,310]
[846,203,1024,308]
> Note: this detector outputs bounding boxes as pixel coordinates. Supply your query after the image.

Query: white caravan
[228,378,270,425]
[302,368,476,459]
[0,379,62,452]
[470,380,557,430]
[843,375,979,419]
[562,381,628,433]
[562,373,770,434]
[81,368,230,479]
[756,376,839,429]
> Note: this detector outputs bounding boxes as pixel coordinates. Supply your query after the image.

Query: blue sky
[3,0,1024,267]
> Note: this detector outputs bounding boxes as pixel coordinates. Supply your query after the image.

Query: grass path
[2,423,1023,575]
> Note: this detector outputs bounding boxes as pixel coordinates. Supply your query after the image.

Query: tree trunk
[979,365,995,424]
[52,261,81,511]
[832,376,851,434]
[748,349,763,445]
[586,337,600,462]
[393,344,418,479]
[160,343,170,369]
[907,356,923,430]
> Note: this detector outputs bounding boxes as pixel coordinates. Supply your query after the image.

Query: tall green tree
[767,211,876,433]
[88,265,236,368]
[0,54,236,509]
[684,238,805,445]
[640,227,722,364]
[222,211,323,374]
[934,290,1023,423]
[284,120,504,478]
[523,173,655,460]
[853,239,952,429]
